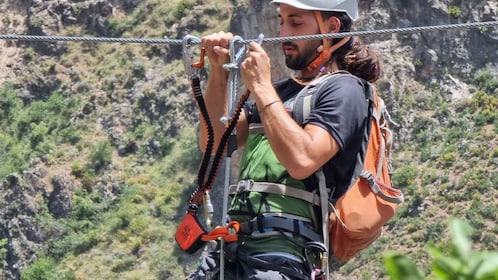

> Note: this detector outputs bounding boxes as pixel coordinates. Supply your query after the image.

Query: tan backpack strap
[316,169,330,278]
[228,180,321,206]
[248,123,265,134]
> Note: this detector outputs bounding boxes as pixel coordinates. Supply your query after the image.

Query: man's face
[278,4,323,71]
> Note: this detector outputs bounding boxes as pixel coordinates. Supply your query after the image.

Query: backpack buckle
[235,179,254,193]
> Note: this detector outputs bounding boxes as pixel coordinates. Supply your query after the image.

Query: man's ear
[328,16,341,33]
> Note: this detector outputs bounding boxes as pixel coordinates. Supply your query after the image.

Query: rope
[0,21,496,45]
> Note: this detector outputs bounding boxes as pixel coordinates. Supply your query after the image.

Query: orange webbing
[307,11,351,72]
[201,221,240,243]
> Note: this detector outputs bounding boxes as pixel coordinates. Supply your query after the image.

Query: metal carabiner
[222,36,246,72]
[220,36,247,123]
[182,35,204,80]
[220,34,265,124]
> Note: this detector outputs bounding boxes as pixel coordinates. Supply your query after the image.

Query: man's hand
[241,41,272,94]
[201,31,234,69]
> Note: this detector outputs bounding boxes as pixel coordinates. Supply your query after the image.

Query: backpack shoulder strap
[347,81,374,190]
[292,70,373,126]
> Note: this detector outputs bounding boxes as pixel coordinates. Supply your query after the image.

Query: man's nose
[279,24,291,37]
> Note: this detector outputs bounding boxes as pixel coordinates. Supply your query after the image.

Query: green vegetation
[0,0,496,279]
[385,218,498,280]
[447,6,462,18]
[0,84,82,178]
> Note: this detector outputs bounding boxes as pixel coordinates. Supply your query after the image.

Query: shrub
[21,257,57,280]
[88,141,113,173]
[393,165,419,187]
[447,6,462,18]
[384,218,498,280]
[474,69,498,94]
[30,123,49,148]
[0,238,7,268]
[0,84,22,124]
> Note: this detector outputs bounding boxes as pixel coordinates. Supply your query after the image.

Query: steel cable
[0,21,496,45]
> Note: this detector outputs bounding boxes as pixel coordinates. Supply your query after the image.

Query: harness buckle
[235,179,254,193]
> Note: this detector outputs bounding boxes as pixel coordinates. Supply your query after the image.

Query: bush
[384,218,498,280]
[393,165,419,187]
[474,69,498,94]
[447,6,462,18]
[21,257,57,280]
[0,84,22,124]
[88,141,113,173]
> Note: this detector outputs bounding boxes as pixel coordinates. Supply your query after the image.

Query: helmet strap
[307,11,351,72]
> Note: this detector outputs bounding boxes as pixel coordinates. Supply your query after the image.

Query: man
[189,0,381,279]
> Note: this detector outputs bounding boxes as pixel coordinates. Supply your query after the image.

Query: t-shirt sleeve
[303,75,369,150]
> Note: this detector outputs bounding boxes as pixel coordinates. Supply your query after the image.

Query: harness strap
[236,252,311,280]
[371,95,386,178]
[239,215,322,242]
[228,181,321,206]
[248,123,265,134]
[316,169,330,277]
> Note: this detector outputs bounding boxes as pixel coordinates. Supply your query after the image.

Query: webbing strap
[228,181,320,206]
[248,123,265,134]
[372,94,386,178]
[316,169,330,278]
[237,253,310,280]
[292,70,353,125]
[238,215,322,242]
[201,221,241,243]
[360,171,404,204]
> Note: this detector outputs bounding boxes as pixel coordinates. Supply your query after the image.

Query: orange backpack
[328,93,403,263]
[293,72,403,266]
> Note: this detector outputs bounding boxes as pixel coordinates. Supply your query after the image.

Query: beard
[283,39,322,71]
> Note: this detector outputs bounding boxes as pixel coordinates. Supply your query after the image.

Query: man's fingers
[248,41,264,53]
[213,46,229,56]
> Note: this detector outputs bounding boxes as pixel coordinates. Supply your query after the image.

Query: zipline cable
[0,21,496,44]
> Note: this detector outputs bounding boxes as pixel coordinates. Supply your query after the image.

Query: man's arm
[241,42,340,179]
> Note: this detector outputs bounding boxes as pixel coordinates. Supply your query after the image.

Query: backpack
[293,71,404,266]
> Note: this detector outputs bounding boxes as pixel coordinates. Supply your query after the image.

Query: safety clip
[182,35,205,80]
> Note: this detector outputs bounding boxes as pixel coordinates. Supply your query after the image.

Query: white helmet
[269,0,359,21]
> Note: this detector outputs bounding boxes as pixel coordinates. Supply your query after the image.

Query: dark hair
[321,11,382,83]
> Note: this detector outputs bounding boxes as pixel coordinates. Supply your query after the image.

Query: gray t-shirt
[244,74,370,198]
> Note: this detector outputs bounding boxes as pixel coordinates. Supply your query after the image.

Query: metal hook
[220,36,247,123]
[222,36,246,72]
[256,33,265,45]
[182,35,202,79]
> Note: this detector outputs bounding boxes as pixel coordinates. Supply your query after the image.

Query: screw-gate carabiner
[182,35,203,80]
[220,36,246,123]
[221,34,264,123]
